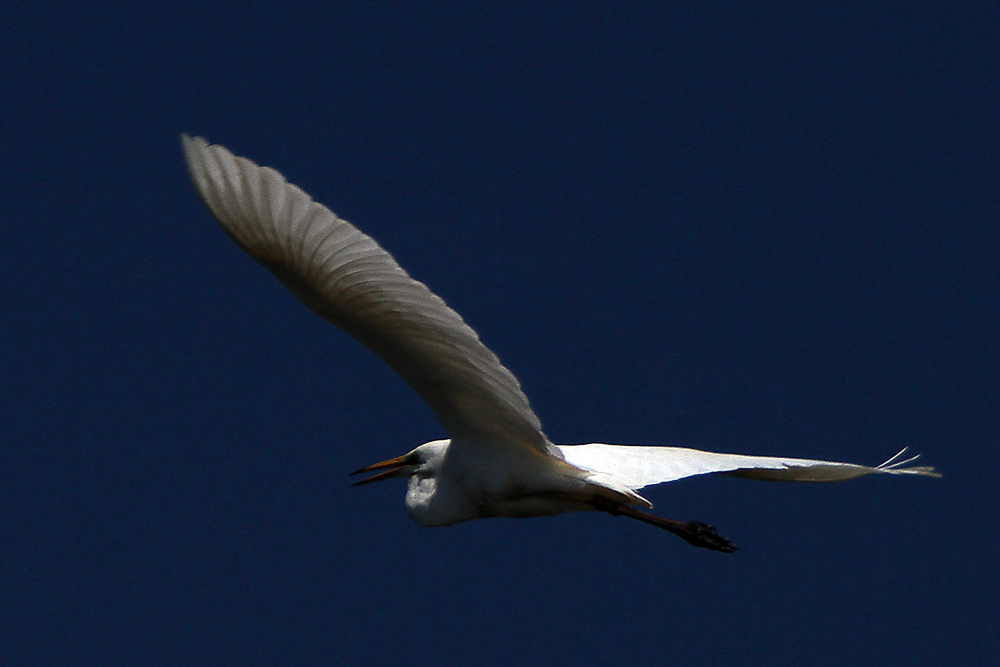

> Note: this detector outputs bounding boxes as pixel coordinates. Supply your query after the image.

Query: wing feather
[557,443,941,491]
[182,135,548,450]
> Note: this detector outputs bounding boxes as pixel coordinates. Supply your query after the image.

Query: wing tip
[875,447,942,478]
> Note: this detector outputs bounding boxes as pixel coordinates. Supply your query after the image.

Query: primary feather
[182,135,550,453]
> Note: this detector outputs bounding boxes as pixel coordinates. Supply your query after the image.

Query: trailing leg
[591,498,738,553]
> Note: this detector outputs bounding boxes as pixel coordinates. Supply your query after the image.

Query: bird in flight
[182,135,939,553]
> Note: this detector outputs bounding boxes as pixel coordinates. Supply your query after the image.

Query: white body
[182,136,939,532]
[398,438,935,526]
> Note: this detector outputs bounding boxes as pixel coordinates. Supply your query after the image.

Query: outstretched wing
[182,135,548,451]
[557,443,940,490]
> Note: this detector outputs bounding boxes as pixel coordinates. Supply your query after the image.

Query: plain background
[3,3,997,665]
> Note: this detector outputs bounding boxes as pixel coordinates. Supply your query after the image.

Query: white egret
[182,135,939,552]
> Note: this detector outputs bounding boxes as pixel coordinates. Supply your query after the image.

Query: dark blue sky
[3,3,997,665]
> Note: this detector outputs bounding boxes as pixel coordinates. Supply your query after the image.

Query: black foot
[676,520,738,553]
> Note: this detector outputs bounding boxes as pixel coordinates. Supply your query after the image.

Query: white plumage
[182,135,939,552]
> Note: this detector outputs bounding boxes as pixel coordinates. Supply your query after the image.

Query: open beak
[350,454,413,486]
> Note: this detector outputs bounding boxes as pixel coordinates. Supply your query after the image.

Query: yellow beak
[350,454,413,486]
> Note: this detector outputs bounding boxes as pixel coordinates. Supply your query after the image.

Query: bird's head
[350,439,450,486]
